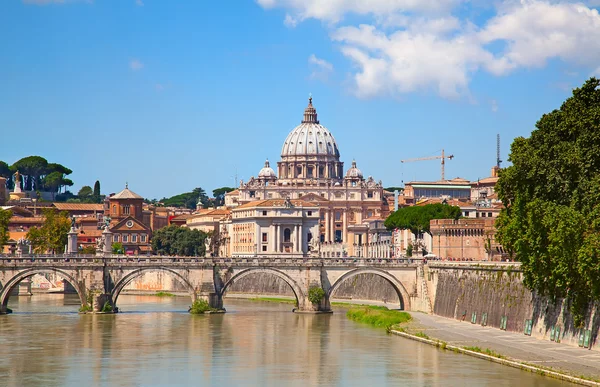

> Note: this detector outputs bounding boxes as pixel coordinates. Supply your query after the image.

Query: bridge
[0,256,431,314]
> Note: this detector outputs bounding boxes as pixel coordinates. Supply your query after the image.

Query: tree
[78,186,93,199]
[26,208,71,254]
[384,187,404,193]
[212,187,235,207]
[93,180,101,197]
[384,203,461,236]
[0,209,12,248]
[43,172,64,200]
[151,225,207,256]
[0,161,11,179]
[496,78,600,326]
[160,187,209,210]
[112,242,124,254]
[12,156,48,191]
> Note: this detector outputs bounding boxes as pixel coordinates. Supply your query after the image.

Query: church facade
[227,97,390,257]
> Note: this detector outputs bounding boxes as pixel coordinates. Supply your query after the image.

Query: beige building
[228,97,390,256]
[229,198,319,258]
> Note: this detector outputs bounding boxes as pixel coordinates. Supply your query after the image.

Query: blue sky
[2,0,600,199]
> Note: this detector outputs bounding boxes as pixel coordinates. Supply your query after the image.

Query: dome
[280,97,340,158]
[258,159,277,179]
[345,160,363,179]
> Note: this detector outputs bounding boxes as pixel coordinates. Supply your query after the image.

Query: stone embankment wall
[227,272,400,305]
[428,264,599,351]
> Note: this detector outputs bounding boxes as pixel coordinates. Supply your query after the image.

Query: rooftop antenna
[496,134,502,168]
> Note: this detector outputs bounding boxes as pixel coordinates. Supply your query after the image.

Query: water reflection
[0,295,573,386]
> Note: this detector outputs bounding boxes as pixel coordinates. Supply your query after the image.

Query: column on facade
[324,210,330,242]
[298,224,303,254]
[271,225,276,253]
[255,225,260,256]
[342,210,348,243]
[275,225,280,253]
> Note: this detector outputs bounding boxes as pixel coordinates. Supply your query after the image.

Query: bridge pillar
[293,265,332,314]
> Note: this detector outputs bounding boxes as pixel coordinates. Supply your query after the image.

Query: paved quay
[405,312,600,382]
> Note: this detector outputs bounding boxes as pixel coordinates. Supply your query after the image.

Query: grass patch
[414,331,430,339]
[483,348,505,359]
[249,297,297,305]
[463,346,482,352]
[346,306,411,330]
[331,301,372,308]
[189,299,220,314]
[155,291,175,297]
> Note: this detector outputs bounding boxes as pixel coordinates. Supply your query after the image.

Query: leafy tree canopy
[151,225,207,256]
[26,208,71,254]
[212,187,235,207]
[160,187,209,209]
[496,78,600,326]
[0,209,12,247]
[78,186,93,198]
[93,180,101,197]
[384,187,404,192]
[384,203,461,236]
[0,161,11,179]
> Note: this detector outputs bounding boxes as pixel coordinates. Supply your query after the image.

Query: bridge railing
[0,254,419,267]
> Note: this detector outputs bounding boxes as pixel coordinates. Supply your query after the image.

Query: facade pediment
[110,216,150,232]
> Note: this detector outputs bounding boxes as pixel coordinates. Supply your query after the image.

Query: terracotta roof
[53,203,104,211]
[236,199,318,209]
[225,190,239,196]
[171,214,193,221]
[111,186,143,200]
[9,216,45,223]
[472,176,499,185]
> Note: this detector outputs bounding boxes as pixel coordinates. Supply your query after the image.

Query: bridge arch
[0,268,87,312]
[220,268,306,307]
[328,268,411,310]
[111,267,197,306]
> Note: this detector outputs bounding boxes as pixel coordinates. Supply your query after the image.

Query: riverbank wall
[426,263,599,351]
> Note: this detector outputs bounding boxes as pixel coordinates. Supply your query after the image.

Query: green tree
[161,187,209,210]
[212,187,235,207]
[12,156,48,191]
[78,186,93,199]
[384,203,461,236]
[496,78,600,326]
[384,187,404,193]
[43,172,64,200]
[0,161,11,179]
[112,242,124,254]
[151,225,207,256]
[93,180,101,202]
[0,208,12,248]
[26,208,71,254]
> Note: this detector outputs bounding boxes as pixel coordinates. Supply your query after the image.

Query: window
[319,166,324,177]
[367,191,373,198]
[141,234,147,242]
[488,212,492,218]
[123,235,129,242]
[262,211,267,216]
[249,191,255,198]
[320,212,325,220]
[464,211,470,217]
[482,212,486,217]
[262,233,268,242]
[268,193,273,198]
[335,212,342,221]
[262,245,267,252]
[320,193,325,197]
[350,193,355,199]
[367,211,373,218]
[114,234,120,242]
[308,166,314,178]
[284,228,291,242]
[112,205,116,214]
[132,234,137,243]
[123,205,130,215]
[297,166,302,177]
[307,211,312,216]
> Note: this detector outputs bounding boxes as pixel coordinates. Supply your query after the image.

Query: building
[229,198,319,258]
[403,178,472,204]
[228,97,390,256]
[105,185,152,255]
[429,218,506,261]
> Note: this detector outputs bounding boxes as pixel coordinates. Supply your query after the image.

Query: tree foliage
[0,209,12,248]
[212,187,235,207]
[151,225,207,256]
[26,208,71,254]
[78,186,93,198]
[384,187,404,193]
[93,180,101,197]
[112,242,124,254]
[384,203,461,236]
[0,161,11,179]
[160,188,209,209]
[496,78,600,326]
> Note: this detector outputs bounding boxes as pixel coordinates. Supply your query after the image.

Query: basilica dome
[258,159,277,179]
[280,97,340,158]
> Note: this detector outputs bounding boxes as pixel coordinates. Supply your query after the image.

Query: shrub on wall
[308,286,325,304]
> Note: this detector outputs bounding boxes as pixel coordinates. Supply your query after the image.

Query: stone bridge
[0,256,431,314]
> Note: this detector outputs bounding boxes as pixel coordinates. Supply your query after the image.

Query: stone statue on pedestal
[204,236,212,258]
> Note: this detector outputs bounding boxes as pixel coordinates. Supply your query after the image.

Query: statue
[309,238,320,257]
[96,235,105,251]
[204,236,212,258]
[283,197,293,208]
[103,216,111,230]
[71,216,76,230]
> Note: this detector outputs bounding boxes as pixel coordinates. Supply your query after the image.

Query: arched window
[296,165,302,177]
[284,228,291,243]
[112,205,116,214]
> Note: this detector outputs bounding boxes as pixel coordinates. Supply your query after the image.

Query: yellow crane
[401,149,454,181]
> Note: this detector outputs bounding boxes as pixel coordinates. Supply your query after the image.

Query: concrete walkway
[407,312,600,381]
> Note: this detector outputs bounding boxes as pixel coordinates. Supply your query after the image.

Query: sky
[2,0,600,199]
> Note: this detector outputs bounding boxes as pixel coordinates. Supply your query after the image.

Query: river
[0,294,573,386]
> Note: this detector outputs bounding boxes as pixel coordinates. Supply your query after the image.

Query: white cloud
[135,0,144,6]
[308,54,334,81]
[259,0,600,99]
[284,14,298,27]
[491,99,498,112]
[129,59,144,71]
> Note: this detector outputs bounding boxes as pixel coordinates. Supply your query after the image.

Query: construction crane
[496,134,502,168]
[401,149,454,181]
